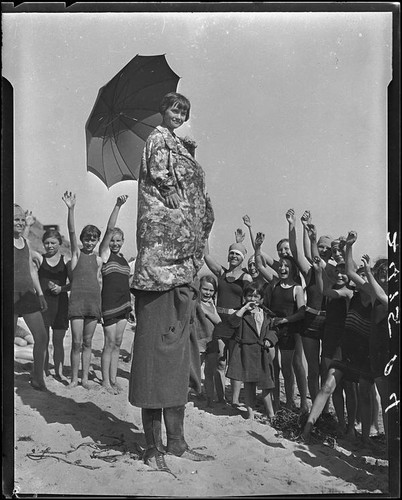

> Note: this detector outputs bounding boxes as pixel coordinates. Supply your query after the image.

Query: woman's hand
[116,195,128,206]
[306,223,317,241]
[312,255,323,272]
[361,254,372,274]
[165,192,181,209]
[272,317,287,327]
[48,280,62,295]
[286,208,296,225]
[301,210,312,227]
[62,191,76,208]
[255,232,265,249]
[235,228,245,243]
[38,295,48,312]
[24,210,36,228]
[242,214,252,228]
[346,231,357,247]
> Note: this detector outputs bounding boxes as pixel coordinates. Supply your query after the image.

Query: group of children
[14,200,390,451]
[195,211,389,451]
[13,193,132,394]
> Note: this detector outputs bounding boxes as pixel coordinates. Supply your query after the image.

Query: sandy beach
[11,319,390,497]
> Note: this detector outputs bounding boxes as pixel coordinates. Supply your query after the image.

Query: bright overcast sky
[3,10,392,268]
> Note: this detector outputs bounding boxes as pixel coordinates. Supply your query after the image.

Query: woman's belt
[217,306,236,315]
[305,306,326,316]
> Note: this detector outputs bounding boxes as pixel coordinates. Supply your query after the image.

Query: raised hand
[301,210,312,227]
[345,231,357,246]
[254,232,265,248]
[24,210,36,228]
[361,254,372,272]
[312,255,323,272]
[116,195,128,206]
[235,228,246,243]
[62,191,76,208]
[242,214,252,228]
[306,223,317,241]
[286,208,296,225]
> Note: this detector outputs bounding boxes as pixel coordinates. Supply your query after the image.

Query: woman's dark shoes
[144,448,171,472]
[174,447,215,462]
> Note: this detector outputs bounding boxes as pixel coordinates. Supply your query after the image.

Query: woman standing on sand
[128,92,215,473]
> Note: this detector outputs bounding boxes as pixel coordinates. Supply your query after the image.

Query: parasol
[85,54,180,188]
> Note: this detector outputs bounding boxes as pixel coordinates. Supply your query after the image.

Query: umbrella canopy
[85,54,180,188]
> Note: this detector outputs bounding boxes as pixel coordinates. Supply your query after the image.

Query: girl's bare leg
[43,325,51,377]
[102,323,116,392]
[204,352,216,405]
[302,336,321,405]
[215,339,227,402]
[301,368,343,441]
[281,349,295,409]
[110,319,127,392]
[358,378,374,445]
[81,318,98,388]
[52,328,67,379]
[344,381,357,439]
[23,312,48,390]
[231,379,242,406]
[261,389,275,419]
[69,318,83,387]
[244,382,256,419]
[273,346,281,412]
[293,333,309,413]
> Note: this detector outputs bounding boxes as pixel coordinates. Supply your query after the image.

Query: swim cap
[228,242,247,260]
[317,236,332,248]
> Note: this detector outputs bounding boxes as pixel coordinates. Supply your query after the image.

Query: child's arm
[99,195,128,262]
[344,231,368,291]
[243,214,273,266]
[29,248,47,311]
[202,302,222,325]
[286,208,311,277]
[62,192,80,268]
[301,210,313,264]
[203,238,223,277]
[362,254,388,306]
[254,232,278,282]
[305,223,321,262]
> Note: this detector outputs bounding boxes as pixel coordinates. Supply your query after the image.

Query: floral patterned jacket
[132,126,214,291]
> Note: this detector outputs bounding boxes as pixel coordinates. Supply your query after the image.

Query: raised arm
[99,195,128,261]
[254,232,278,282]
[306,223,320,261]
[203,238,223,278]
[344,231,368,292]
[243,214,274,266]
[301,210,313,263]
[286,208,311,277]
[62,191,79,267]
[362,254,388,306]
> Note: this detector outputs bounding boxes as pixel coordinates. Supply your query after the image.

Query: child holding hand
[226,283,278,422]
[62,191,103,389]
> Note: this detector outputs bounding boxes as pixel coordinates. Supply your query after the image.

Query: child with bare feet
[99,195,132,394]
[62,191,103,389]
[14,204,48,391]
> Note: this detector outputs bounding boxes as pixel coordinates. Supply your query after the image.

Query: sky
[3,9,393,270]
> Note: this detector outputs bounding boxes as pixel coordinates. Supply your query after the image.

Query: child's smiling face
[14,207,26,237]
[200,281,215,302]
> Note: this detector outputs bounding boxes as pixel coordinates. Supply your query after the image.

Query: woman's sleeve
[146,134,178,197]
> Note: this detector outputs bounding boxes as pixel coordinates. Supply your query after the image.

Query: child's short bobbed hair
[112,227,125,240]
[80,224,101,242]
[372,258,388,280]
[199,274,218,297]
[42,229,63,245]
[159,92,191,121]
[276,238,289,251]
[242,282,265,299]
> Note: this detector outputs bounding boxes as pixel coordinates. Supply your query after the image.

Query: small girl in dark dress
[38,229,71,380]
